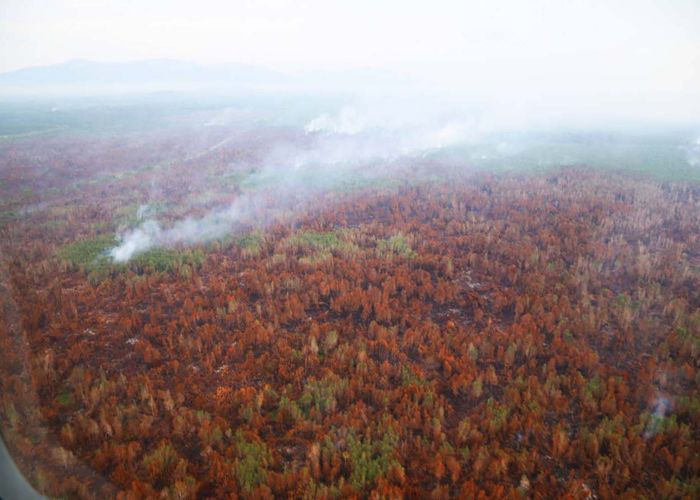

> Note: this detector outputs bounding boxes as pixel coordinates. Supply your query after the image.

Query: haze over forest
[1,1,700,499]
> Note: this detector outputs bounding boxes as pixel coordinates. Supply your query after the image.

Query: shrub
[59,234,117,269]
[345,427,399,490]
[282,230,357,257]
[376,234,416,259]
[236,232,264,257]
[299,375,348,417]
[232,430,271,492]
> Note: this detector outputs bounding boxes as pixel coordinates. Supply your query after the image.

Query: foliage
[232,430,271,492]
[59,234,117,268]
[58,236,204,283]
[376,234,417,259]
[130,247,204,274]
[299,375,348,417]
[282,230,358,256]
[345,427,399,490]
[236,232,264,257]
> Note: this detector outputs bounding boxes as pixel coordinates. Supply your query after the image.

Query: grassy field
[436,129,700,182]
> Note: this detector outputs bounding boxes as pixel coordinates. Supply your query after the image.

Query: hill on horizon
[0,59,410,95]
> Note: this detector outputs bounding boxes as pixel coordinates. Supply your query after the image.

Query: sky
[1,0,699,122]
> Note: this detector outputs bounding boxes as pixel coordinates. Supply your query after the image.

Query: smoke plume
[110,101,478,262]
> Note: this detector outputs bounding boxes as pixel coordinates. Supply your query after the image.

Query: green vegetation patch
[299,375,348,417]
[282,230,358,260]
[427,132,700,183]
[376,234,417,259]
[59,235,205,284]
[59,234,117,268]
[235,232,264,257]
[131,248,184,273]
[345,427,399,490]
[232,430,271,492]
[126,247,205,277]
[285,231,341,251]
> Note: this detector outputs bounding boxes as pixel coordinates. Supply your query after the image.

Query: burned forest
[1,119,699,499]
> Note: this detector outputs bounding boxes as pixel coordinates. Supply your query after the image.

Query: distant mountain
[0,59,287,91]
[0,59,412,95]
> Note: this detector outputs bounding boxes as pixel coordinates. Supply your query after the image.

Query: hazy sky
[1,0,699,122]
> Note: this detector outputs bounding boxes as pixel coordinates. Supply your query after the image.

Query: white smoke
[305,107,371,135]
[111,221,160,262]
[111,196,260,262]
[644,393,671,438]
[109,101,481,262]
[136,203,150,220]
[685,135,700,167]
